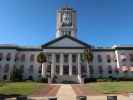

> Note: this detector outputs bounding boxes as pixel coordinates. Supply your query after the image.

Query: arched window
[6,53,11,61]
[21,54,25,62]
[30,54,34,62]
[0,53,3,61]
[4,64,9,73]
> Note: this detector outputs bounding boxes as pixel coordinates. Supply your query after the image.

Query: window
[72,65,77,75]
[97,55,102,62]
[4,64,9,73]
[38,65,42,73]
[30,54,34,62]
[15,53,19,61]
[81,65,86,73]
[0,53,3,61]
[64,54,68,63]
[55,54,60,63]
[89,65,94,74]
[29,65,34,73]
[108,65,112,74]
[63,65,69,75]
[129,54,133,62]
[47,54,52,63]
[6,53,11,61]
[98,66,103,74]
[107,55,111,63]
[21,54,25,62]
[47,65,51,73]
[28,76,33,80]
[56,65,60,74]
[20,65,24,73]
[3,75,7,80]
[72,54,77,63]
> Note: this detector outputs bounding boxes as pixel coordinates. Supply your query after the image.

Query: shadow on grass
[0,93,27,98]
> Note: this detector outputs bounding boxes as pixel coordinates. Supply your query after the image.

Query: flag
[120,66,129,72]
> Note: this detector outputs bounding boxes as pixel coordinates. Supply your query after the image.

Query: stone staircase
[55,75,79,83]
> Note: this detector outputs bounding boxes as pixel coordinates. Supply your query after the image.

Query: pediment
[42,35,91,49]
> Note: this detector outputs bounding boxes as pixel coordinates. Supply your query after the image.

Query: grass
[0,82,46,96]
[84,82,133,94]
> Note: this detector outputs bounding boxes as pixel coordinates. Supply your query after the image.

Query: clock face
[62,13,72,26]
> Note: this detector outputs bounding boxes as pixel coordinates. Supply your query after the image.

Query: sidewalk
[57,84,76,100]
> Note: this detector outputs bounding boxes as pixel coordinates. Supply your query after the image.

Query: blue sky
[0,0,133,47]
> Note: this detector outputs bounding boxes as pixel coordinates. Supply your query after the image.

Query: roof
[42,35,91,49]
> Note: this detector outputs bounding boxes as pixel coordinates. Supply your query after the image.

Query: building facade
[0,6,133,83]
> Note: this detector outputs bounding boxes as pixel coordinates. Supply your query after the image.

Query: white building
[0,6,133,83]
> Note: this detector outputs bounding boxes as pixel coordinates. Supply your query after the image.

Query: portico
[40,6,91,83]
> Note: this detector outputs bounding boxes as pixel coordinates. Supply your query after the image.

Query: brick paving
[31,84,60,97]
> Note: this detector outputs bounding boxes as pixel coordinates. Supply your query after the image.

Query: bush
[96,78,113,82]
[84,78,97,83]
[40,78,48,83]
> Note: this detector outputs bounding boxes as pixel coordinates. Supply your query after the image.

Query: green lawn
[0,82,46,96]
[84,82,133,94]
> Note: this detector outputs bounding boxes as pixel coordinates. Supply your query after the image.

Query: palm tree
[37,52,47,78]
[82,49,93,78]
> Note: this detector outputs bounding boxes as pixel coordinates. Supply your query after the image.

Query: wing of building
[0,6,133,83]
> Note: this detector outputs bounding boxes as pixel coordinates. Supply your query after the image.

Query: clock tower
[56,6,77,38]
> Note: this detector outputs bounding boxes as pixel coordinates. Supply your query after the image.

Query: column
[77,53,82,83]
[41,63,46,78]
[115,50,120,68]
[78,53,81,75]
[51,54,55,78]
[60,53,63,75]
[69,54,72,76]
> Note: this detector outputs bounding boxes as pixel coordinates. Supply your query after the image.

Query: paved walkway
[30,84,130,100]
[57,84,76,100]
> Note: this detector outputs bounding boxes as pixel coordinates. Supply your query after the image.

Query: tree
[83,49,93,63]
[37,52,47,64]
[81,49,93,78]
[36,52,47,79]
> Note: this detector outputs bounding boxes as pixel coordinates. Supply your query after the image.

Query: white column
[41,63,46,78]
[60,53,63,75]
[115,50,120,68]
[69,54,72,76]
[51,54,55,78]
[78,53,81,75]
[77,53,81,82]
